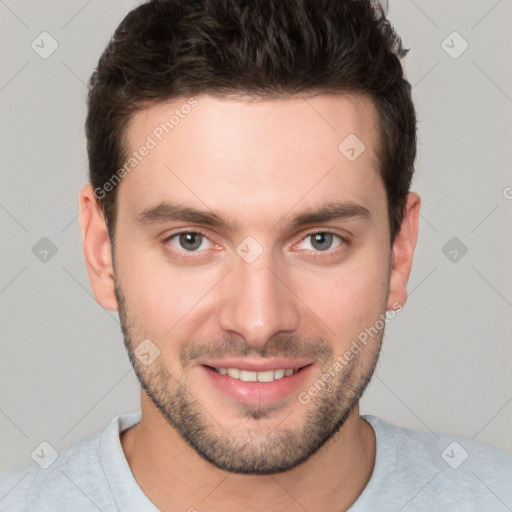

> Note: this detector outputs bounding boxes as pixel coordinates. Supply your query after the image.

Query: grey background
[1,0,511,473]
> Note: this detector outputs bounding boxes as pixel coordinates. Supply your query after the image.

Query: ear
[386,192,420,310]
[79,184,118,311]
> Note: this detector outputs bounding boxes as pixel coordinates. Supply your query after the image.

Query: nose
[216,255,300,348]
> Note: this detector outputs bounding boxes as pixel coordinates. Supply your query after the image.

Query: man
[1,0,511,510]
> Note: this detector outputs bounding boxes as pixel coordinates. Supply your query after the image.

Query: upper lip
[197,358,314,372]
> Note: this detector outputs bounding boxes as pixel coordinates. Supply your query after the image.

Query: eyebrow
[135,200,371,231]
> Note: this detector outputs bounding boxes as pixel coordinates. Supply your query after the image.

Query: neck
[121,392,376,512]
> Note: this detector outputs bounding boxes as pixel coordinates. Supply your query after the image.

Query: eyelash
[162,229,349,259]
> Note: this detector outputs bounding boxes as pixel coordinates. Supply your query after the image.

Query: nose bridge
[216,251,300,347]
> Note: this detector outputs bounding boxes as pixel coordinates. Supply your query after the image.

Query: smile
[200,363,314,405]
[211,367,300,382]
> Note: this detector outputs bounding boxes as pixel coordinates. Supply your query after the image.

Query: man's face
[111,93,394,474]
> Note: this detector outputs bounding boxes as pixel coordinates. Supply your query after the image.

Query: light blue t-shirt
[1,412,511,511]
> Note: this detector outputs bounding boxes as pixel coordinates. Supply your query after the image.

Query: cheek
[291,245,390,339]
[117,246,219,335]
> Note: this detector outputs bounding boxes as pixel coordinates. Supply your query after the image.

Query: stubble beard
[114,280,384,475]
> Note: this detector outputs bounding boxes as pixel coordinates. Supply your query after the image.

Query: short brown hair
[86,0,416,244]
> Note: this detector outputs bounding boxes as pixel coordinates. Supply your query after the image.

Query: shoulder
[365,415,512,471]
[0,413,140,512]
[0,431,107,512]
[360,415,512,511]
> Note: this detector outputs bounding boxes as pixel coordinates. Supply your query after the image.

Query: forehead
[118,93,384,226]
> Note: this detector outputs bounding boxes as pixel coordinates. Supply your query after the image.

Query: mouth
[198,360,314,405]
[205,365,307,382]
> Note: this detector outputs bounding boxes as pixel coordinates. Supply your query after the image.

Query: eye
[165,231,214,252]
[297,232,344,252]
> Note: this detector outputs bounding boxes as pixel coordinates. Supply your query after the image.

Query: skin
[80,92,420,511]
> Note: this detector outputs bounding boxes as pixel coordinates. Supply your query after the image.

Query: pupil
[312,233,332,251]
[180,233,202,251]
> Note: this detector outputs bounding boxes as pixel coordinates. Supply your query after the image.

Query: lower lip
[199,364,314,405]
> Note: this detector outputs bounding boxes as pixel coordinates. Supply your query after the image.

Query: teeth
[274,369,285,380]
[227,368,240,379]
[257,370,275,382]
[214,367,299,382]
[239,370,258,382]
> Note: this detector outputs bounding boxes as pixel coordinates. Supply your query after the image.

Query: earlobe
[386,192,421,311]
[79,184,119,311]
